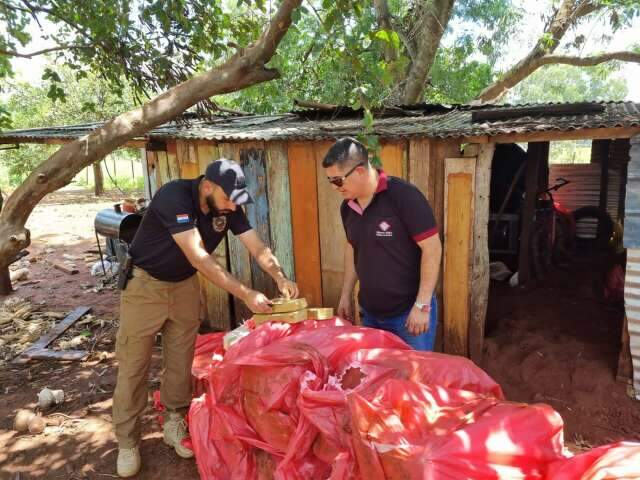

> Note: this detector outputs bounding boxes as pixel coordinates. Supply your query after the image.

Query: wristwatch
[414,301,431,313]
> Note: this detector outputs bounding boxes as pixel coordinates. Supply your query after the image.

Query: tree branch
[0,0,302,277]
[0,44,93,58]
[475,0,606,103]
[541,51,640,67]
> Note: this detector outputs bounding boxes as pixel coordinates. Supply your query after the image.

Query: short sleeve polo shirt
[340,170,438,317]
[129,176,251,282]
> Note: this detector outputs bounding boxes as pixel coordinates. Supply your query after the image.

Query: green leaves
[371,29,400,51]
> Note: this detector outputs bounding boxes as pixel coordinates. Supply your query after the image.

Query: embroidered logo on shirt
[376,221,393,237]
[212,216,227,233]
[176,214,190,224]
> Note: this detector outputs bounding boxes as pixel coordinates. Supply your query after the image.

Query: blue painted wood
[241,147,277,298]
[624,136,640,248]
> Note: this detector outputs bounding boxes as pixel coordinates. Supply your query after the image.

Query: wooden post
[93,161,105,196]
[467,143,495,364]
[443,156,476,357]
[518,142,549,285]
[596,140,611,244]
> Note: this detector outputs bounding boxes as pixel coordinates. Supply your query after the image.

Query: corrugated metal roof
[1,101,639,143]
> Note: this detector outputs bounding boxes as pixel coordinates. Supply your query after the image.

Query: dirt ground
[483,252,640,451]
[0,187,199,479]
[1,187,640,479]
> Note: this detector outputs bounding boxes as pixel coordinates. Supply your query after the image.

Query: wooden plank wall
[408,139,460,352]
[443,157,476,357]
[288,142,323,307]
[467,143,495,364]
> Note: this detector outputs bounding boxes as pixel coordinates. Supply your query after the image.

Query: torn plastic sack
[546,442,640,479]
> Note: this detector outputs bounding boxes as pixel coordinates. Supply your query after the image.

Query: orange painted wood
[380,141,406,178]
[288,142,323,307]
[443,157,476,357]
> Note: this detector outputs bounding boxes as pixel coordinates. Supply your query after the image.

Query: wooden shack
[2,102,640,392]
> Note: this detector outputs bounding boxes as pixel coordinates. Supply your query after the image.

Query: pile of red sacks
[186,319,640,480]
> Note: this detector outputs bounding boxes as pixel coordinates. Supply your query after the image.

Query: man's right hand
[337,294,353,321]
[245,290,273,314]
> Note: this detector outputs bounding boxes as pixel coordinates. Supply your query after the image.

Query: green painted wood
[266,142,295,282]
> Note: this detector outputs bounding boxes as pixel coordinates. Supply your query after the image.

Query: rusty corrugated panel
[623,135,640,399]
[623,248,640,399]
[549,163,623,238]
[1,101,639,143]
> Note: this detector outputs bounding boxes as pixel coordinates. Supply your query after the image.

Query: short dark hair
[322,137,369,168]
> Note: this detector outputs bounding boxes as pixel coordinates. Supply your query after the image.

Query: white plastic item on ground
[9,268,29,282]
[37,387,65,409]
[90,260,119,277]
[223,324,252,350]
[509,271,519,287]
[489,262,512,282]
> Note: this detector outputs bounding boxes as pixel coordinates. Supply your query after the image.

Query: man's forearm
[254,246,287,281]
[416,239,442,304]
[193,255,251,301]
[340,245,358,299]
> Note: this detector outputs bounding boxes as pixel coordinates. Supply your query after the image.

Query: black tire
[553,213,574,263]
[572,206,613,250]
[530,227,552,278]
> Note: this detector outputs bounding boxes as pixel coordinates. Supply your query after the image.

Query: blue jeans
[361,296,438,351]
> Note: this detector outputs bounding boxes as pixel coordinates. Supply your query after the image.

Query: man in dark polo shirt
[322,137,442,351]
[113,158,298,477]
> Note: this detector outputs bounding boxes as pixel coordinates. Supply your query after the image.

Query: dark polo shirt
[129,176,251,282]
[341,171,437,317]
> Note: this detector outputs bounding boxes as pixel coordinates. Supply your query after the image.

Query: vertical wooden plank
[468,143,495,364]
[240,146,276,298]
[443,157,476,357]
[176,140,199,178]
[617,315,633,383]
[199,238,233,331]
[156,151,170,186]
[288,142,323,307]
[518,142,549,284]
[196,141,218,174]
[190,141,232,330]
[144,150,158,198]
[430,139,460,352]
[218,143,254,322]
[166,142,180,181]
[315,141,345,311]
[266,142,295,281]
[380,141,406,177]
[408,139,432,199]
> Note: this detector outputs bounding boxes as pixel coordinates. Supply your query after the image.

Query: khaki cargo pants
[112,267,200,448]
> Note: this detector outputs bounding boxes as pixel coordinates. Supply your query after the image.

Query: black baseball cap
[205,159,254,205]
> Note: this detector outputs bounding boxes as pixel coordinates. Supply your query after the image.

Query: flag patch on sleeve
[176,214,190,224]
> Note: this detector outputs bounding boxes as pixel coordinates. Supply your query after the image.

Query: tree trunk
[0,0,302,294]
[93,161,105,196]
[0,265,11,295]
[0,188,10,295]
[400,0,455,104]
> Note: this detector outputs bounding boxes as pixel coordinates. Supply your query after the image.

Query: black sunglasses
[327,162,365,187]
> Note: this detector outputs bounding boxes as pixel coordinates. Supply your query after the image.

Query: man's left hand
[405,306,430,336]
[277,278,299,299]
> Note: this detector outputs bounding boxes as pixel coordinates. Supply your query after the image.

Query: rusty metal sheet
[1,102,639,144]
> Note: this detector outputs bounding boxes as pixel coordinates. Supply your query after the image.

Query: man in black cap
[112,158,298,477]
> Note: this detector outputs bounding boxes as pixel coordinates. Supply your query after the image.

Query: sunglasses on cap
[327,162,365,187]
